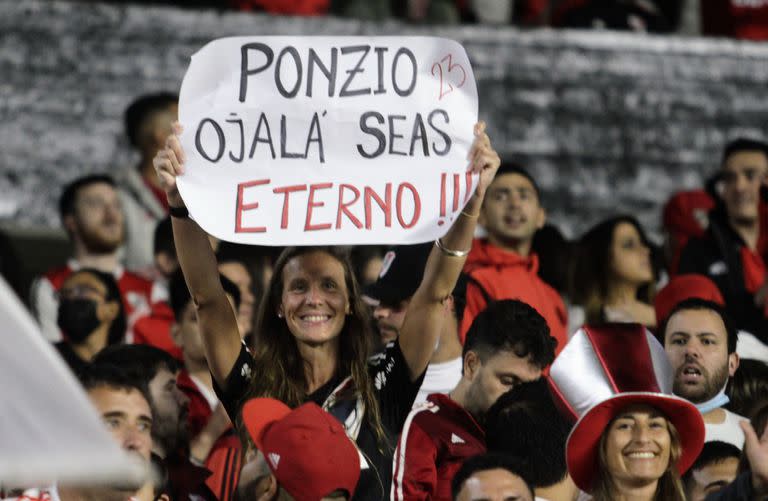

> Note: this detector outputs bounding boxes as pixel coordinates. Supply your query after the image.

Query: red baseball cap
[242,398,360,501]
[654,274,725,325]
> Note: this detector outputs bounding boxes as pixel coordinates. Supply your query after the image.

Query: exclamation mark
[453,174,460,212]
[438,172,447,226]
[464,171,474,202]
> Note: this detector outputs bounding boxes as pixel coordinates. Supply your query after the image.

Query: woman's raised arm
[154,124,242,385]
[398,122,500,381]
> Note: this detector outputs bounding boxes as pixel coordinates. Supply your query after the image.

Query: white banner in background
[178,36,478,245]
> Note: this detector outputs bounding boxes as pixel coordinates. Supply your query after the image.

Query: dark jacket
[706,472,758,501]
[678,208,768,342]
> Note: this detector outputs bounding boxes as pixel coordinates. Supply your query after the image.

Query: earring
[277,312,283,318]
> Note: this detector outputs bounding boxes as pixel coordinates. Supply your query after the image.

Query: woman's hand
[468,121,501,200]
[152,122,186,208]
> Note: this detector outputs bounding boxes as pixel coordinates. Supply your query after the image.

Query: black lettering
[388,115,407,156]
[428,109,451,156]
[409,113,429,156]
[280,115,304,158]
[357,112,386,159]
[226,114,244,162]
[275,46,302,98]
[307,48,338,97]
[305,112,325,163]
[249,112,276,159]
[339,45,371,97]
[374,47,388,95]
[392,48,417,97]
[195,118,225,163]
[240,43,274,103]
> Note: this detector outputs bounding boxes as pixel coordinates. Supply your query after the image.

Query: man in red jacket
[391,300,556,501]
[461,163,567,353]
[30,174,156,343]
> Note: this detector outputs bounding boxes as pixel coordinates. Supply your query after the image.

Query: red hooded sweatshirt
[460,239,568,354]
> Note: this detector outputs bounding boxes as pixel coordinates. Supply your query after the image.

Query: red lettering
[465,171,474,202]
[396,183,420,229]
[440,172,446,218]
[273,184,307,229]
[452,173,460,211]
[305,183,333,231]
[235,179,270,233]
[364,184,392,229]
[336,184,363,229]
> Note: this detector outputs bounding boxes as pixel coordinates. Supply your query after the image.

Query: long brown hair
[591,413,686,501]
[570,215,656,324]
[239,246,386,447]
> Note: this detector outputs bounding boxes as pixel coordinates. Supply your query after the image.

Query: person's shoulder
[120,270,155,289]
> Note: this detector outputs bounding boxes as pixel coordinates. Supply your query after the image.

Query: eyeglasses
[56,284,106,301]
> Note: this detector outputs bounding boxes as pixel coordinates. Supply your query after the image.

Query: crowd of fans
[4,85,768,501]
[79,0,768,40]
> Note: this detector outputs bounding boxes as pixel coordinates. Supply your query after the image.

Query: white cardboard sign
[178,36,478,245]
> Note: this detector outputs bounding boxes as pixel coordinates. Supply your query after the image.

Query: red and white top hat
[549,323,705,492]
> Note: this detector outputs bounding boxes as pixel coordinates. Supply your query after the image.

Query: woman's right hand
[153,122,186,208]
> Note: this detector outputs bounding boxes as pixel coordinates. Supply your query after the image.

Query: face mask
[57,297,101,343]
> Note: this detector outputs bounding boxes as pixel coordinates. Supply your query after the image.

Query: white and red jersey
[30,259,157,342]
[391,393,485,501]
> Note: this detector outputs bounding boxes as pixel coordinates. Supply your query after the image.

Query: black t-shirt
[213,341,424,501]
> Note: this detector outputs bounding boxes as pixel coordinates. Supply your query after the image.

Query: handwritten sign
[178,36,478,245]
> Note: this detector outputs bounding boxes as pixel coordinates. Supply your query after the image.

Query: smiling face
[664,308,738,404]
[602,404,672,490]
[278,251,351,346]
[609,222,653,287]
[479,173,545,252]
[720,150,768,225]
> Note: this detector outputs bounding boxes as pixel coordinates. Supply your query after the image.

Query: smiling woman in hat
[153,121,500,501]
[549,323,706,501]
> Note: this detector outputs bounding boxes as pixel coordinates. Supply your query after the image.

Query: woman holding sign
[153,121,499,501]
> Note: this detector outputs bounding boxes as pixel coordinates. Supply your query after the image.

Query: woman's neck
[299,340,341,394]
[610,479,659,501]
[72,326,110,362]
[606,282,639,305]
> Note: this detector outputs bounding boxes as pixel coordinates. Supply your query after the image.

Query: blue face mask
[695,381,730,415]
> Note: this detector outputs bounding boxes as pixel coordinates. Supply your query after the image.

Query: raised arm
[154,125,242,385]
[398,122,500,380]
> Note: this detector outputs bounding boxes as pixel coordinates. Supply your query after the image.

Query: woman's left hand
[468,121,501,200]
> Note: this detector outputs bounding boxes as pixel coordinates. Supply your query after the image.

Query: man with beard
[391,300,556,501]
[31,175,155,342]
[93,344,217,500]
[679,138,768,341]
[662,297,747,448]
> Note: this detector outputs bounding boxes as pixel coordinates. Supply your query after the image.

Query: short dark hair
[485,379,571,488]
[58,174,116,220]
[153,217,175,257]
[683,441,740,490]
[168,269,241,322]
[91,344,180,393]
[494,161,540,199]
[80,362,151,408]
[727,359,768,417]
[661,297,738,354]
[721,138,768,167]
[463,299,557,370]
[124,92,178,149]
[451,453,535,501]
